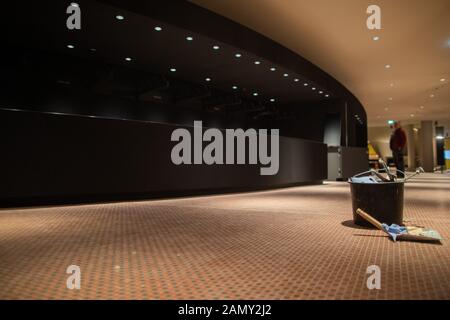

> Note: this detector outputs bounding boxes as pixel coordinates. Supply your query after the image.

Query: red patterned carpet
[0,173,449,299]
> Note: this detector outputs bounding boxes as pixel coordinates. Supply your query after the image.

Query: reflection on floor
[0,173,449,299]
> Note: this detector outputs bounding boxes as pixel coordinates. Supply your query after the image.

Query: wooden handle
[356,208,385,231]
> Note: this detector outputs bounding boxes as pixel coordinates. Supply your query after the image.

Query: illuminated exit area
[368,121,450,173]
[445,137,450,170]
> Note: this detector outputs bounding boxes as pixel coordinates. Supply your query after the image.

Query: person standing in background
[389,121,407,178]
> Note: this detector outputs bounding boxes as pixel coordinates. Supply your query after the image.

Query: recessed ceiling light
[312,87,316,90]
[254,61,261,65]
[319,91,323,94]
[67,44,75,49]
[115,15,125,20]
[205,78,211,82]
[325,94,329,97]
[170,68,176,72]
[270,67,276,71]
[372,36,380,41]
[213,45,220,50]
[440,78,446,82]
[154,26,162,31]
[232,86,238,90]
[303,83,308,86]
[270,98,275,102]
[294,78,299,82]
[385,64,391,69]
[186,36,193,41]
[235,53,242,58]
[253,92,258,96]
[125,57,132,61]
[283,73,289,77]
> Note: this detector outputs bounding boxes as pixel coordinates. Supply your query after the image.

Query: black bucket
[349,180,404,227]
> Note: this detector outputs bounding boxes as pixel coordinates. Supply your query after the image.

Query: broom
[356,208,442,242]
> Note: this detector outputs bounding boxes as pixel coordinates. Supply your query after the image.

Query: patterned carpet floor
[0,173,449,299]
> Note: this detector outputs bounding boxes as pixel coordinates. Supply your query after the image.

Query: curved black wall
[0,109,326,207]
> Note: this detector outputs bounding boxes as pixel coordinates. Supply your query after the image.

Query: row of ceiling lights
[373,35,446,121]
[110,13,331,101]
[379,77,445,119]
[65,8,331,103]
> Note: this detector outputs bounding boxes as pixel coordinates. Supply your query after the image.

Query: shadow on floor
[353,234,387,238]
[341,219,376,230]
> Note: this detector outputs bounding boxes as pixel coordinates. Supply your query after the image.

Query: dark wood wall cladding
[0,0,370,207]
[0,109,327,207]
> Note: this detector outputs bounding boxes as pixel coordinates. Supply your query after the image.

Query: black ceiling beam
[202,93,242,110]
[171,83,211,104]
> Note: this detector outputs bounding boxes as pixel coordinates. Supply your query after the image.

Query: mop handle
[382,161,396,181]
[402,167,424,181]
[356,208,385,232]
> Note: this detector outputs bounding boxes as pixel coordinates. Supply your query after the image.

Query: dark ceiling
[3,0,341,107]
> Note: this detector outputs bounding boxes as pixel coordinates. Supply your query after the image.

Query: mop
[356,208,442,242]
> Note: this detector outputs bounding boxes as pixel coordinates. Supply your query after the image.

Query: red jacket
[390,128,407,151]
